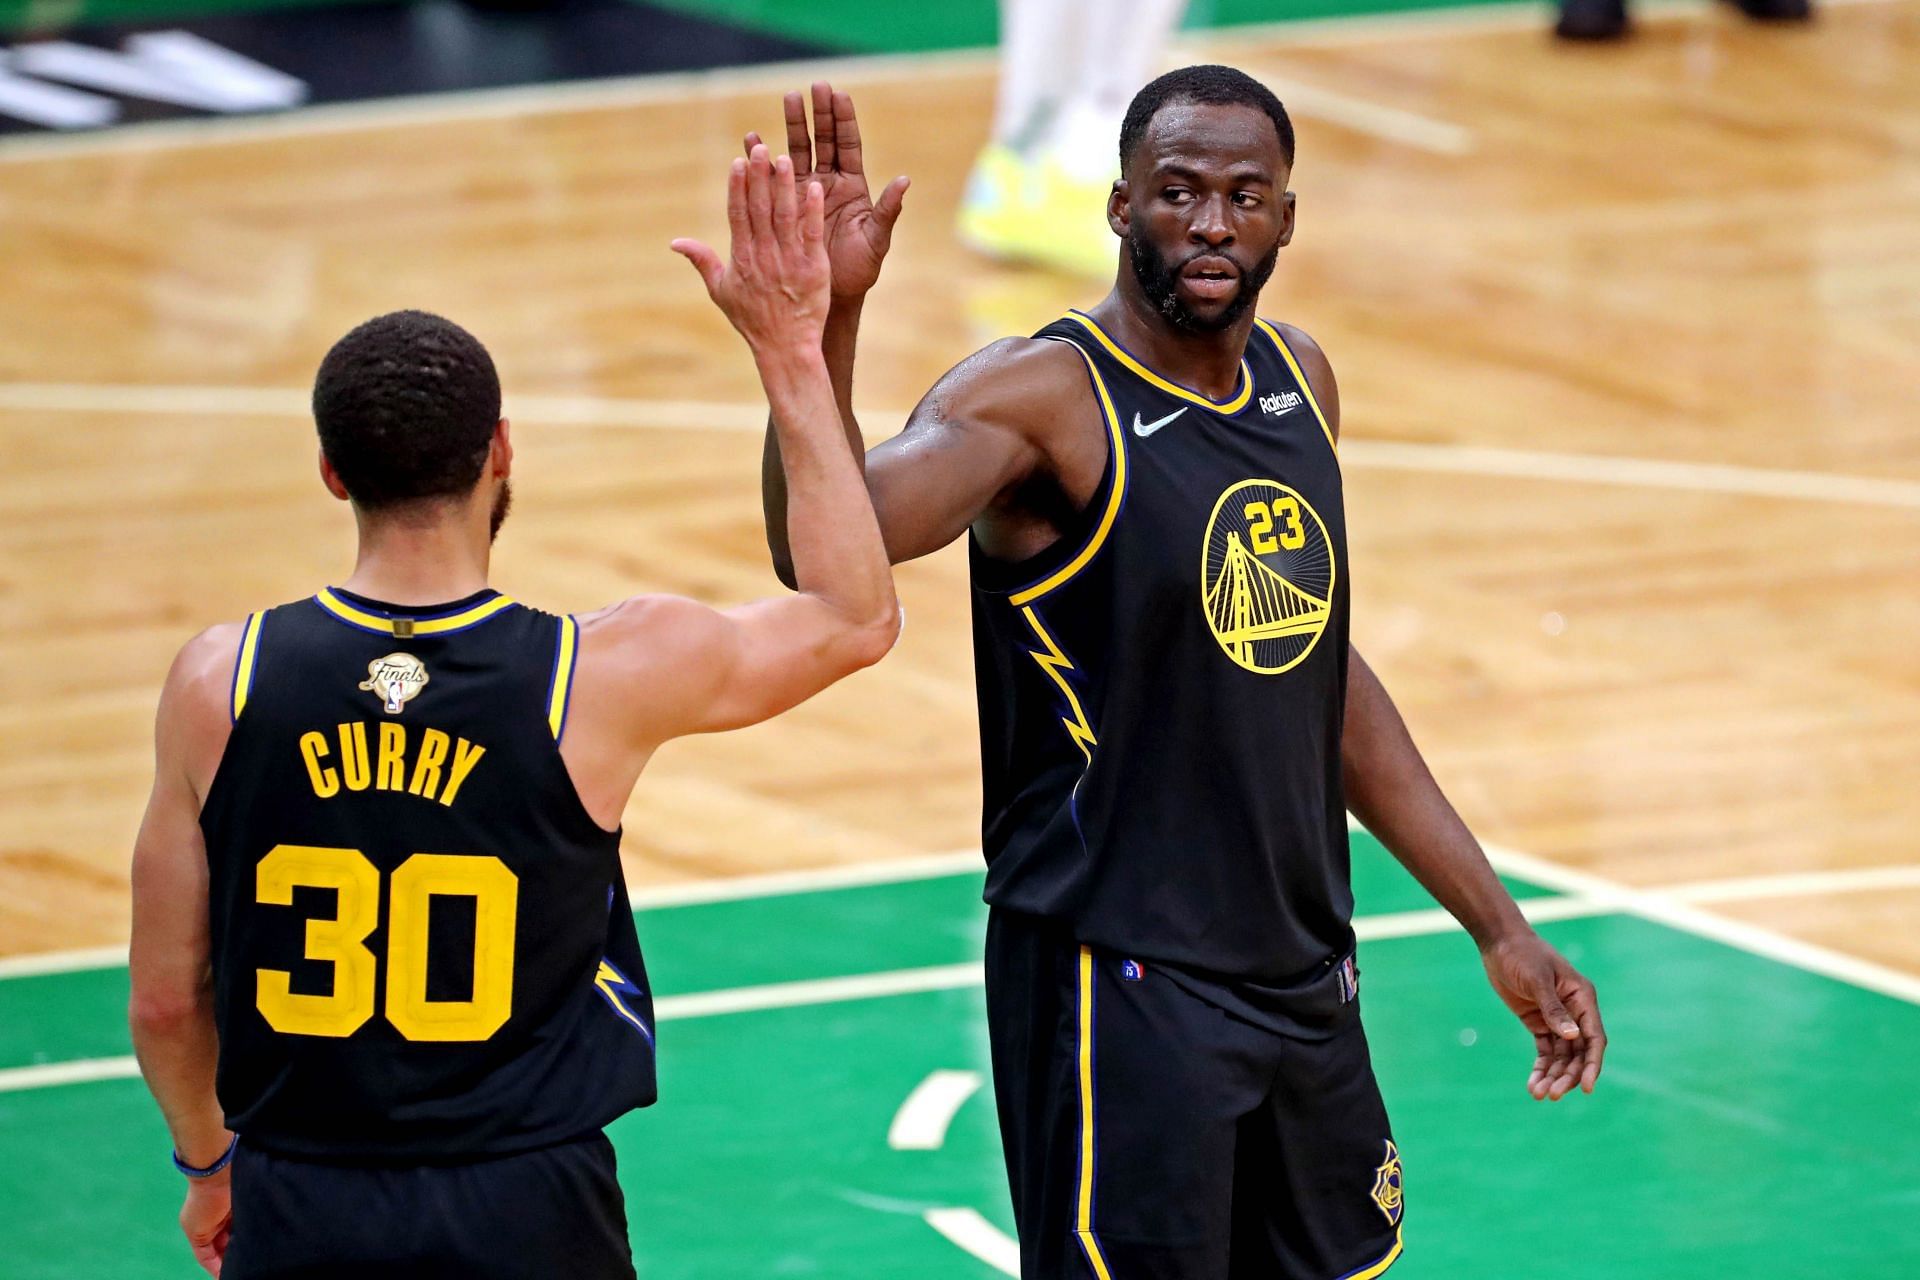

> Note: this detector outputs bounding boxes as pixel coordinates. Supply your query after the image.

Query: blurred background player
[958,0,1189,277]
[1557,0,1813,40]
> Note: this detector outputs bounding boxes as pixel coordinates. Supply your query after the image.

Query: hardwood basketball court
[0,1,1916,1273]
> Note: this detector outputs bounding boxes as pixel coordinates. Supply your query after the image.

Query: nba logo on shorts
[1337,956,1359,1004]
[1120,959,1145,982]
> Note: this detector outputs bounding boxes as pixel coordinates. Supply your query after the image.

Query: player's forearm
[763,299,867,587]
[1341,647,1530,948]
[129,985,230,1165]
[757,344,897,650]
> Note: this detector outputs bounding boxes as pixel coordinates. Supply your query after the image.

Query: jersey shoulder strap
[1250,317,1338,454]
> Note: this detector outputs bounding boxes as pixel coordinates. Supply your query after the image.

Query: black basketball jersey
[972,310,1353,987]
[198,586,657,1162]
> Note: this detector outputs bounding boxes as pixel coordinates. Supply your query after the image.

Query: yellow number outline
[255,844,380,1038]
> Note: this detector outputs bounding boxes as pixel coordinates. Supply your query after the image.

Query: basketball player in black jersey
[756,69,1608,1279]
[128,148,896,1278]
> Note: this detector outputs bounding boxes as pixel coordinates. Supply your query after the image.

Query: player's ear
[318,448,351,502]
[1276,190,1297,249]
[1109,179,1130,237]
[492,418,513,478]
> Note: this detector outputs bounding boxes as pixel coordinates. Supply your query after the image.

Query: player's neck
[340,512,492,607]
[1096,282,1256,402]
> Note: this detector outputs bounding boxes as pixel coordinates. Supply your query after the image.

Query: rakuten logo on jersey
[0,32,305,130]
[1260,391,1304,416]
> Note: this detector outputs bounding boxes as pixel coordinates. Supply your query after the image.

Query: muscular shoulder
[166,623,245,719]
[1268,321,1341,440]
[917,335,1092,445]
[159,622,247,798]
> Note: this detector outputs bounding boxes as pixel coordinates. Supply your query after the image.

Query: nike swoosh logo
[1132,408,1188,438]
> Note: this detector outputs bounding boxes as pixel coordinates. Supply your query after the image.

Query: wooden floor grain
[1,2,1914,970]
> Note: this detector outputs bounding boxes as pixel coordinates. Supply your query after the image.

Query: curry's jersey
[971,310,1352,985]
[198,587,656,1162]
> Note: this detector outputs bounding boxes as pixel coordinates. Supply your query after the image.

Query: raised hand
[743,82,908,302]
[1481,931,1607,1101]
[672,144,831,356]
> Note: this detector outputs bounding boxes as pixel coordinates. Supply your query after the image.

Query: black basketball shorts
[985,908,1405,1280]
[221,1131,636,1280]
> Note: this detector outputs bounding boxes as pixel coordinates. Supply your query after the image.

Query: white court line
[0,960,990,1094]
[923,1208,1021,1278]
[0,0,1532,167]
[1347,440,1920,512]
[7,383,1920,512]
[1262,77,1471,156]
[0,0,1897,166]
[10,857,1918,1093]
[629,849,979,909]
[1481,843,1920,1007]
[1661,865,1920,904]
[887,1069,985,1151]
[7,853,1919,981]
[0,944,128,980]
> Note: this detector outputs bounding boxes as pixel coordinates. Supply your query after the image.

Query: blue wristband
[172,1134,238,1178]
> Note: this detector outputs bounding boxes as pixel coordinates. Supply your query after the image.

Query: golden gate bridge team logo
[1201,478,1335,675]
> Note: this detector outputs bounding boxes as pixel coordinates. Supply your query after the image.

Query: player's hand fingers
[770,153,799,247]
[1527,1032,1551,1099]
[669,239,726,297]
[718,156,751,267]
[832,90,864,175]
[743,129,763,159]
[744,143,774,246]
[874,174,910,231]
[1535,983,1579,1041]
[1547,1034,1580,1101]
[782,89,812,170]
[810,81,836,172]
[1568,982,1607,1091]
[802,181,825,246]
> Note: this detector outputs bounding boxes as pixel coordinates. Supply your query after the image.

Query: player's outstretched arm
[748,82,910,571]
[129,626,240,1277]
[568,143,898,786]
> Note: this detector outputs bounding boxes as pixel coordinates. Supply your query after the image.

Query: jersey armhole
[229,611,267,724]
[1254,318,1338,455]
[994,334,1130,608]
[546,614,581,742]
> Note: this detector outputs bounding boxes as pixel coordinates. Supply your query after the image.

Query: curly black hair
[312,310,501,511]
[1119,64,1295,172]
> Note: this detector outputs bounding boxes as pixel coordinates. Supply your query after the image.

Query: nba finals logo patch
[358,653,428,715]
[1370,1140,1404,1226]
[1201,478,1335,675]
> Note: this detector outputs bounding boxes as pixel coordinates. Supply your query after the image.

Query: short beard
[1127,232,1279,333]
[489,480,512,543]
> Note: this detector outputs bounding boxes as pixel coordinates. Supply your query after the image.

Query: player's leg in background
[960,0,1189,278]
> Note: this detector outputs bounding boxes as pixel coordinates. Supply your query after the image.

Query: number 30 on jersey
[255,844,518,1042]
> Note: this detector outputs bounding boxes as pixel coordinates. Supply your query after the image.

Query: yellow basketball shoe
[957,145,1120,279]
[1026,154,1122,279]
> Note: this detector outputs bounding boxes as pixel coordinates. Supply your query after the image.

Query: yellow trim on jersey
[1255,318,1338,454]
[593,961,649,1035]
[1340,1230,1405,1280]
[230,611,266,721]
[315,588,517,636]
[547,615,579,740]
[1065,310,1255,414]
[1020,607,1097,764]
[1008,345,1127,607]
[1075,946,1116,1280]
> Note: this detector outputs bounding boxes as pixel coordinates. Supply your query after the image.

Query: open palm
[747,82,909,301]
